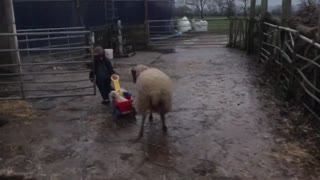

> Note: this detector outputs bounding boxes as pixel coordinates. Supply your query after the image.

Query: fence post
[144,0,149,47]
[26,35,30,56]
[48,30,51,55]
[258,20,263,62]
[259,0,268,58]
[281,0,291,27]
[228,17,234,47]
[90,31,96,96]
[287,31,299,100]
[247,0,256,54]
[117,20,123,56]
[311,13,320,108]
[261,0,268,17]
[67,29,71,57]
[0,0,20,72]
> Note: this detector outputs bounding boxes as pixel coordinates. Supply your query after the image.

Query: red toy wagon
[110,75,136,121]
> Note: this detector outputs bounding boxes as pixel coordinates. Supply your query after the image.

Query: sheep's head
[131,64,149,83]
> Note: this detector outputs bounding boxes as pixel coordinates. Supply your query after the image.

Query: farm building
[13,0,175,29]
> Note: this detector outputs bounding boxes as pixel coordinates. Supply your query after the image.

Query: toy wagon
[109,75,136,121]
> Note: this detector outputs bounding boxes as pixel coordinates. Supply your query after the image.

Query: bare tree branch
[186,0,210,18]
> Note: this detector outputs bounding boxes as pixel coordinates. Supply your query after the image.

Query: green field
[206,18,230,31]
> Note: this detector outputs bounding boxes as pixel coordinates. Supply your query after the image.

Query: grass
[207,18,230,31]
[0,100,36,120]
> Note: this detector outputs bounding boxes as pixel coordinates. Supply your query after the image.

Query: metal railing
[0,28,96,100]
[260,22,320,122]
[17,27,87,57]
[147,18,230,48]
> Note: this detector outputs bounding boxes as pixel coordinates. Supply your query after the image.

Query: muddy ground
[0,47,318,180]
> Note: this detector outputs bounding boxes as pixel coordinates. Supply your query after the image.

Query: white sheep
[131,64,173,138]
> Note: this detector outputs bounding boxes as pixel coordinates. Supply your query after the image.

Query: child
[90,46,116,105]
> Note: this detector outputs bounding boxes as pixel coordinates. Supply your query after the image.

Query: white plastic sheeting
[177,16,192,33]
[191,19,208,32]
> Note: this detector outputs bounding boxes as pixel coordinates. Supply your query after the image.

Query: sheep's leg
[160,113,167,132]
[149,112,153,122]
[138,114,147,138]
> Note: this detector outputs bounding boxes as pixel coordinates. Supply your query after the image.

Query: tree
[186,0,210,19]
[175,5,194,17]
[238,0,249,17]
[207,0,219,15]
[175,0,187,7]
[207,0,227,16]
[225,0,236,17]
[300,0,317,7]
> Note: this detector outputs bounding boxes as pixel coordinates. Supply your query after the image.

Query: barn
[13,0,175,29]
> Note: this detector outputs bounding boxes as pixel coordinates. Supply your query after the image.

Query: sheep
[131,64,173,138]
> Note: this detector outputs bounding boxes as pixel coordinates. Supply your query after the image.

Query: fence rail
[229,16,320,126]
[260,22,320,122]
[15,27,88,57]
[0,28,95,100]
[148,18,230,48]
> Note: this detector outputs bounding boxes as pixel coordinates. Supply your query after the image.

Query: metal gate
[0,27,96,100]
[147,18,230,49]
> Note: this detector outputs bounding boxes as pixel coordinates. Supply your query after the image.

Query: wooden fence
[260,22,320,122]
[228,17,248,50]
[229,17,320,125]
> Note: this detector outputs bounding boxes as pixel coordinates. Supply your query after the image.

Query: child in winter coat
[89,46,117,104]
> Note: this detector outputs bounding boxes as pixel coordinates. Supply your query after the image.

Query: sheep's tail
[149,91,161,109]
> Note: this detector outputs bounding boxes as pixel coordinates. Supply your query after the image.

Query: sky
[256,0,301,6]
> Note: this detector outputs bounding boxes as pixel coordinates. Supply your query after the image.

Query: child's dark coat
[90,55,116,100]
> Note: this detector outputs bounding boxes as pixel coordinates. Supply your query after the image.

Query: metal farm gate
[0,27,96,100]
[147,18,230,49]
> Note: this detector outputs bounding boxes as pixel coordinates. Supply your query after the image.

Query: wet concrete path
[0,47,303,179]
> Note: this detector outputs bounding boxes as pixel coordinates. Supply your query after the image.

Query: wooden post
[0,0,20,72]
[144,0,149,45]
[261,0,268,17]
[247,0,256,54]
[229,17,234,47]
[117,20,123,56]
[311,12,320,108]
[258,0,268,60]
[281,0,292,26]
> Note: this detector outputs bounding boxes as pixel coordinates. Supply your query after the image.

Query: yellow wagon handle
[111,75,121,92]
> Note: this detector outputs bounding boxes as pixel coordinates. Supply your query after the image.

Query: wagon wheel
[112,106,121,121]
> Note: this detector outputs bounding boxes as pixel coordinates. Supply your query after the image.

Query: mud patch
[40,147,76,164]
[120,153,133,161]
[192,160,217,176]
[0,175,36,180]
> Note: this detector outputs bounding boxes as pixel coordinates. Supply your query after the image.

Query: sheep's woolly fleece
[134,65,173,114]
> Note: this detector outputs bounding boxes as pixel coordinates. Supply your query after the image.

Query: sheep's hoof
[162,126,167,132]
